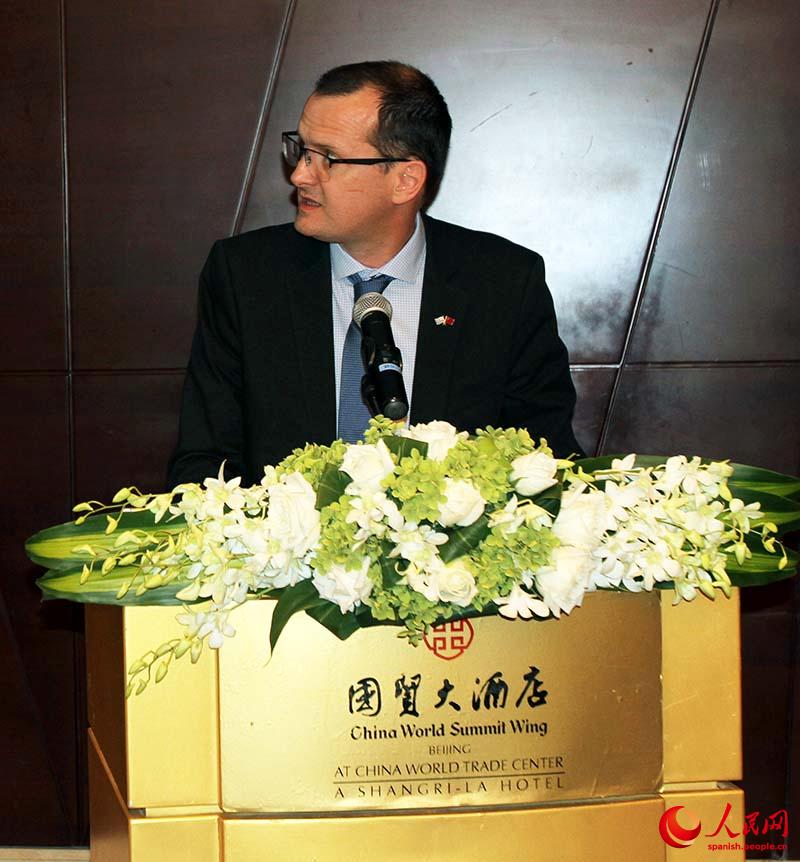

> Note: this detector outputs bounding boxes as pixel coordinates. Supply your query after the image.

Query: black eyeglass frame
[281,131,413,171]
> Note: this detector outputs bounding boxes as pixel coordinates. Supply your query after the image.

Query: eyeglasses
[281,131,411,181]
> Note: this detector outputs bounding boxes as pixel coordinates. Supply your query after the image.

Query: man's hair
[315,60,452,207]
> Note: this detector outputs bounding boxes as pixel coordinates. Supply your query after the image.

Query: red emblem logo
[659,806,702,849]
[424,620,475,660]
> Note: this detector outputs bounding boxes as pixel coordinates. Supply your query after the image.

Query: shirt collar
[330,213,425,284]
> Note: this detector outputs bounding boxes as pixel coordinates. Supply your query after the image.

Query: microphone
[353,292,409,421]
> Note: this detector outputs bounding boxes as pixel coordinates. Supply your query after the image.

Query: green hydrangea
[366,579,457,644]
[385,449,446,522]
[313,500,370,571]
[277,439,349,486]
[442,427,539,505]
[470,523,558,602]
[363,415,400,443]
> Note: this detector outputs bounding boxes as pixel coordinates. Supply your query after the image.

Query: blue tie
[338,272,393,442]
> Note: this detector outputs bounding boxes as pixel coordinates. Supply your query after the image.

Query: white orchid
[388,520,448,567]
[495,582,550,619]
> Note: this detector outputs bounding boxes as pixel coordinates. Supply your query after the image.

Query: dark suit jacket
[167,215,582,487]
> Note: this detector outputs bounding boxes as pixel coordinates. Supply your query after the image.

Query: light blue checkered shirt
[330,214,426,433]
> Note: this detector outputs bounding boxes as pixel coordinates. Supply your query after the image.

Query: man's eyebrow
[297,130,336,152]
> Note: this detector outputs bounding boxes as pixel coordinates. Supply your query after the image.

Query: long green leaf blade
[268,580,320,651]
[305,601,364,641]
[26,511,185,571]
[726,545,799,577]
[726,487,800,533]
[576,456,800,500]
[439,515,490,563]
[384,435,428,460]
[574,455,669,472]
[378,554,402,588]
[727,464,800,500]
[529,480,563,519]
[36,564,188,606]
[315,466,350,509]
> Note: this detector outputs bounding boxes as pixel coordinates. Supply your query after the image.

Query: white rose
[434,559,479,607]
[407,559,477,607]
[341,440,395,493]
[552,488,609,549]
[437,479,486,527]
[266,472,320,557]
[535,545,597,616]
[313,558,373,613]
[397,420,467,461]
[510,451,559,496]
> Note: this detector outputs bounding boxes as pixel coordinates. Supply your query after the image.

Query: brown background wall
[2,0,798,854]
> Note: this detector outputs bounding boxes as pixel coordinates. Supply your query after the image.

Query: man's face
[290,87,401,257]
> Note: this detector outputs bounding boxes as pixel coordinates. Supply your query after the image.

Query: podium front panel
[219,592,663,812]
[85,587,741,816]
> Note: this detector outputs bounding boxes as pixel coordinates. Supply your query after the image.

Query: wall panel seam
[231,0,298,236]
[596,0,721,455]
[6,360,800,378]
[59,0,83,842]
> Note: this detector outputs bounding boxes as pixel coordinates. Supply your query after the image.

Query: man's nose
[290,158,314,187]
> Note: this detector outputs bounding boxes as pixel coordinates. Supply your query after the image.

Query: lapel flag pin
[435,315,456,326]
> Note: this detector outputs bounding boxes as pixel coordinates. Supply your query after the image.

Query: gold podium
[86,591,745,861]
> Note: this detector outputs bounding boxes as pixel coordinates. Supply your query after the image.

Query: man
[168,61,581,487]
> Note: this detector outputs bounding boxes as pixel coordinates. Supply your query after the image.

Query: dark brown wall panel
[630,0,800,363]
[243,0,711,364]
[0,1,66,370]
[602,365,800,474]
[73,373,184,502]
[740,604,794,829]
[0,375,76,843]
[68,0,290,370]
[571,367,615,456]
[0,603,72,845]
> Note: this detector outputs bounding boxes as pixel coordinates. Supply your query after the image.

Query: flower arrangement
[26,419,800,694]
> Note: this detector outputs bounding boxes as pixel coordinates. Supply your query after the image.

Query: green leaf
[384,435,428,460]
[445,603,501,624]
[36,564,190,606]
[26,511,186,571]
[728,463,800,501]
[305,602,365,641]
[529,480,563,519]
[268,580,321,651]
[727,567,797,588]
[574,454,670,472]
[439,515,491,563]
[576,456,800,500]
[726,544,799,578]
[378,554,403,588]
[315,466,350,509]
[725,487,800,533]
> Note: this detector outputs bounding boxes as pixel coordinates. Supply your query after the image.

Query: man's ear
[392,159,427,205]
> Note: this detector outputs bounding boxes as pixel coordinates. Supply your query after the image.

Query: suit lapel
[287,238,337,442]
[411,216,471,424]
